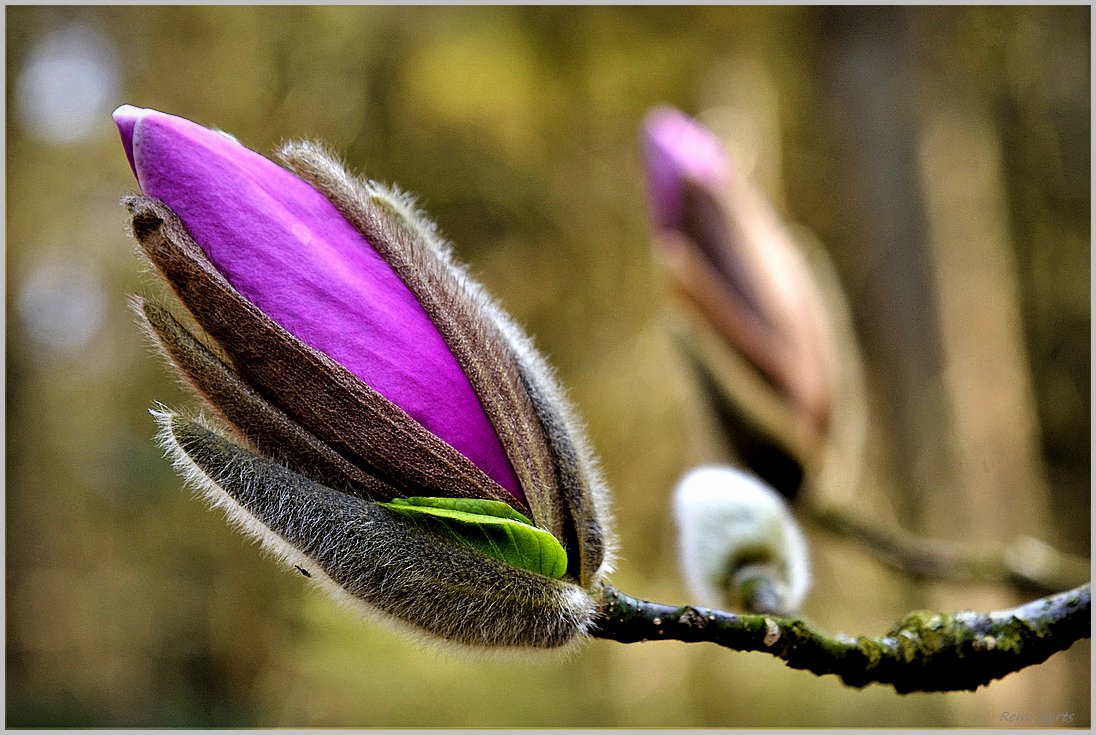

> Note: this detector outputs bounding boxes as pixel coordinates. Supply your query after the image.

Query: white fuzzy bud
[673,465,811,615]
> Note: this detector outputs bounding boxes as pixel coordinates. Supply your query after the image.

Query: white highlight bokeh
[18,259,107,352]
[16,23,121,145]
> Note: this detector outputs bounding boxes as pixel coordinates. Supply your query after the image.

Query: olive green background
[6,5,1089,728]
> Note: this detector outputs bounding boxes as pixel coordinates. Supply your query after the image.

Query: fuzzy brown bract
[157,413,600,649]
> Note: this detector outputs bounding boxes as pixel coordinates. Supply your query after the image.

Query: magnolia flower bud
[673,465,811,615]
[642,107,839,499]
[115,106,613,649]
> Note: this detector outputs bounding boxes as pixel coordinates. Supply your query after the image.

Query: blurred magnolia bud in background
[673,465,811,615]
[116,106,614,650]
[641,106,865,503]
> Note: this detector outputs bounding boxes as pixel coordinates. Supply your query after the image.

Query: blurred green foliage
[6,5,1089,728]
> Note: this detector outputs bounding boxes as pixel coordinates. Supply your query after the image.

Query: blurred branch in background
[809,504,1089,596]
[811,5,1088,558]
[817,7,957,534]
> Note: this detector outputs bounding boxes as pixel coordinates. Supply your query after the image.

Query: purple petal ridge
[113,104,144,177]
[642,106,730,231]
[117,106,523,500]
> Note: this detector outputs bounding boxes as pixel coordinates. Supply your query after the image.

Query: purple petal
[641,107,758,313]
[641,107,730,231]
[114,106,523,500]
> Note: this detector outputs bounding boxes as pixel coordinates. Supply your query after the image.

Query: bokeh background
[6,5,1089,728]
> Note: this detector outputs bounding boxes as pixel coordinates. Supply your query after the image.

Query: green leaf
[378,497,568,579]
[385,496,535,524]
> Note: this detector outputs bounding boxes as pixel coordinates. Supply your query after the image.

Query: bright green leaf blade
[379,497,568,579]
[386,496,534,526]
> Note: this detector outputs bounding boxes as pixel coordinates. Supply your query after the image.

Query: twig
[589,583,1090,693]
[807,504,1090,595]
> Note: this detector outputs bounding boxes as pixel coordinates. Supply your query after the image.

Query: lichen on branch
[589,583,1090,693]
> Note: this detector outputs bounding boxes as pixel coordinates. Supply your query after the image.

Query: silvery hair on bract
[155,410,598,650]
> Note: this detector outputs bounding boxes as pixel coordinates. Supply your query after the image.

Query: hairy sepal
[155,411,596,649]
[136,296,394,500]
